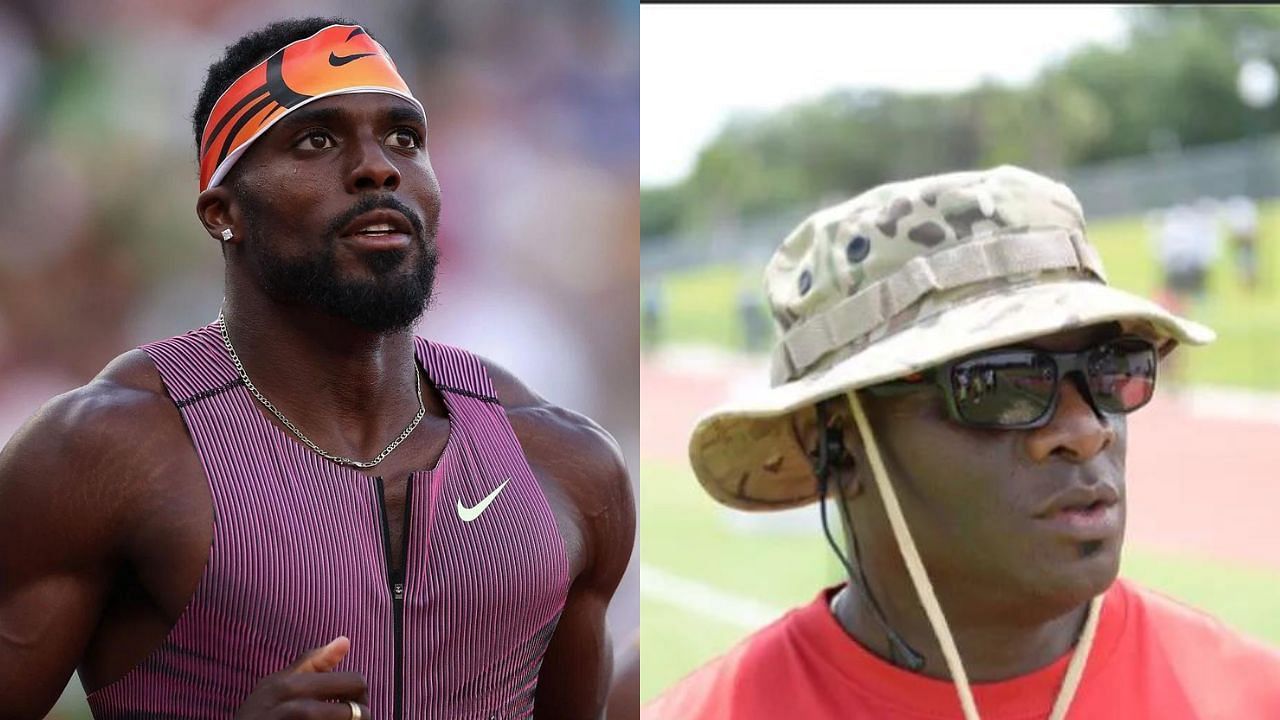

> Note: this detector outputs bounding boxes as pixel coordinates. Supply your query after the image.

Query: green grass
[654,265,755,349]
[648,205,1280,391]
[639,460,1280,702]
[640,460,829,699]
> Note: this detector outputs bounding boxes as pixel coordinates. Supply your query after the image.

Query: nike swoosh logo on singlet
[457,478,511,523]
[329,52,375,66]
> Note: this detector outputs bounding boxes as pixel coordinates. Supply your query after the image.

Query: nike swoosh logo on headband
[329,52,375,67]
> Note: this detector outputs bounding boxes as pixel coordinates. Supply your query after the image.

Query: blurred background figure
[1223,194,1262,291]
[735,278,768,353]
[1149,199,1222,388]
[642,280,664,351]
[0,1,638,717]
[1153,202,1220,318]
[641,3,1280,707]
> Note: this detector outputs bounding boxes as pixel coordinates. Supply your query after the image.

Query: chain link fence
[643,133,1280,277]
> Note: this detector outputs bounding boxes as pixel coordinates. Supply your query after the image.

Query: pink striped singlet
[86,321,570,719]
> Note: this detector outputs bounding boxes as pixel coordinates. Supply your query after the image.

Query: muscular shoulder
[484,358,630,515]
[481,357,635,584]
[0,350,186,560]
[6,350,179,468]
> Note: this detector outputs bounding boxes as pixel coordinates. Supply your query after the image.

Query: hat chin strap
[844,390,1103,720]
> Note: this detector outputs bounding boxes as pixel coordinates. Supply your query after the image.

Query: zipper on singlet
[375,476,413,720]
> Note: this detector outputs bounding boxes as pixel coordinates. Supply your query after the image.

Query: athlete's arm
[0,368,160,718]
[487,362,637,720]
[0,352,373,720]
[608,634,641,720]
[530,413,633,720]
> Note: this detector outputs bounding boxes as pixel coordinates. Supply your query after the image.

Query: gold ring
[348,701,363,720]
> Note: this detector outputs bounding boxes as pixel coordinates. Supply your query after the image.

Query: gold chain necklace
[216,311,425,469]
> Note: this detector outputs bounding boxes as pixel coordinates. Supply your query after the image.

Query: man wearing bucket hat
[644,166,1280,719]
[0,16,633,720]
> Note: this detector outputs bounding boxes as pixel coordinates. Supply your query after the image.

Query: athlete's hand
[234,636,372,719]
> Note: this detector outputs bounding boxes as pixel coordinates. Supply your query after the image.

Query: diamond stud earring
[221,228,234,241]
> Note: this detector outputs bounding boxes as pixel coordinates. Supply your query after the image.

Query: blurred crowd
[0,0,638,713]
[1147,195,1262,312]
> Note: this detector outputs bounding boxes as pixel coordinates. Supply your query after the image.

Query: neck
[220,289,423,462]
[833,577,1092,682]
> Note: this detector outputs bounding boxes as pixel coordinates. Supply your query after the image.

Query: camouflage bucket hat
[689,165,1215,511]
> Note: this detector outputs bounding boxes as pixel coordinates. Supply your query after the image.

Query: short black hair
[191,16,362,158]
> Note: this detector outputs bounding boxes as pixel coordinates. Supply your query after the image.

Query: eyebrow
[386,105,427,128]
[278,103,426,129]
[272,101,427,137]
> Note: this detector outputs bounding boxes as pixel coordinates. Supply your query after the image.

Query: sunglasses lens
[950,352,1057,426]
[1088,339,1157,413]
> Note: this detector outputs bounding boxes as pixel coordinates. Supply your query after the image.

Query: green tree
[642,7,1280,240]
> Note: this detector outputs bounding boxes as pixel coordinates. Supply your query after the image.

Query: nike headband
[198,23,424,192]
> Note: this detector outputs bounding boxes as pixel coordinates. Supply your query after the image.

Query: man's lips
[338,208,415,250]
[339,208,414,238]
[1034,483,1122,540]
[1035,483,1121,519]
[343,232,412,251]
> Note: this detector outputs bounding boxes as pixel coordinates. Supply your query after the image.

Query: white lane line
[640,563,787,630]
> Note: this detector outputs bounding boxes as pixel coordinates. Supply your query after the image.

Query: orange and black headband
[198,23,423,192]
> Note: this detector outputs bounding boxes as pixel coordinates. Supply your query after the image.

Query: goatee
[240,193,439,333]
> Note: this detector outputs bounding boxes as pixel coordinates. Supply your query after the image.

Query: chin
[357,247,413,276]
[1022,535,1123,618]
[1069,536,1122,594]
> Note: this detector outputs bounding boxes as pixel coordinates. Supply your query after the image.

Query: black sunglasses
[863,336,1159,429]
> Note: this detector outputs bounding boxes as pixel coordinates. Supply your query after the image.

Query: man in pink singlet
[0,16,634,720]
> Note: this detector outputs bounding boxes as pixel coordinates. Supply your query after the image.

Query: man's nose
[345,136,401,192]
[1024,374,1116,463]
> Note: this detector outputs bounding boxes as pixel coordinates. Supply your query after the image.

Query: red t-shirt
[643,579,1280,719]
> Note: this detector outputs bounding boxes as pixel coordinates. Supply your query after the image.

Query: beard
[238,192,439,334]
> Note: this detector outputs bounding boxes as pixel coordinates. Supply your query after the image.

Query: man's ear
[796,396,864,498]
[196,185,240,245]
